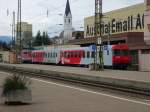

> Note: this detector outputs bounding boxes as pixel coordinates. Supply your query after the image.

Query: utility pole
[108,22,111,45]
[17,0,22,63]
[11,11,16,51]
[94,0,104,70]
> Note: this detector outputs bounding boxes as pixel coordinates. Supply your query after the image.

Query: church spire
[65,0,71,16]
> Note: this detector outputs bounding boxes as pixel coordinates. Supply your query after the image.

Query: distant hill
[0,36,11,44]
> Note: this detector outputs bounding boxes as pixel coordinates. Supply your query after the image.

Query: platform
[0,63,150,92]
[0,71,150,112]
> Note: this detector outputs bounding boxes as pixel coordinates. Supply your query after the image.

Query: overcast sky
[0,0,143,37]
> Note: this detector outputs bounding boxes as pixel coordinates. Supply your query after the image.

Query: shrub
[2,74,31,96]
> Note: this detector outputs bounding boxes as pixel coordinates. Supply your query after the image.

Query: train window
[32,54,34,58]
[23,52,27,54]
[113,50,120,56]
[53,53,55,58]
[77,52,79,58]
[79,52,81,58]
[64,52,67,58]
[74,52,77,58]
[50,53,51,57]
[122,50,129,56]
[49,53,51,58]
[91,51,95,58]
[83,51,85,58]
[68,53,70,58]
[70,52,73,58]
[56,53,57,57]
[61,52,64,57]
[87,51,90,58]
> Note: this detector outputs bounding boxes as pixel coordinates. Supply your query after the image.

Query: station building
[69,3,150,71]
[144,0,150,44]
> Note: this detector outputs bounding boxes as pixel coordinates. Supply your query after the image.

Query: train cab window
[91,51,95,58]
[114,49,129,56]
[87,51,90,58]
[113,50,120,56]
[122,50,129,56]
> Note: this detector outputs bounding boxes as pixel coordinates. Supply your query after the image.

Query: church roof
[65,0,71,16]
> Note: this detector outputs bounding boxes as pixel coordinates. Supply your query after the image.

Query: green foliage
[32,30,52,46]
[2,74,30,96]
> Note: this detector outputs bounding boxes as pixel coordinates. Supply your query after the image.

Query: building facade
[63,0,73,43]
[69,3,150,71]
[84,3,144,38]
[144,0,150,44]
[16,22,32,48]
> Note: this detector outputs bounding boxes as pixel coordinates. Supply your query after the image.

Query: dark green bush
[2,74,30,96]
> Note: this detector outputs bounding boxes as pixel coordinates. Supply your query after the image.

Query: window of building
[141,49,150,54]
[147,0,150,6]
[68,19,70,23]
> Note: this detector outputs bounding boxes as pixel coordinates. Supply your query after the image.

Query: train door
[103,45,113,66]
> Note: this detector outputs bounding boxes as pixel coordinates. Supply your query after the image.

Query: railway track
[0,65,150,97]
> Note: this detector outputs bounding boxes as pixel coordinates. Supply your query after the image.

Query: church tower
[63,0,72,43]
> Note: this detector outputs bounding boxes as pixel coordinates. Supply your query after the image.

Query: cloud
[0,0,144,37]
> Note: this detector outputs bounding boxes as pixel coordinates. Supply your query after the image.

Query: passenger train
[21,44,131,69]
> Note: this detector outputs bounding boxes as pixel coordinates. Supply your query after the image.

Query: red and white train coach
[21,44,131,68]
[21,49,32,63]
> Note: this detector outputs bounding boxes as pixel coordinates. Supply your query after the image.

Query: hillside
[0,36,11,43]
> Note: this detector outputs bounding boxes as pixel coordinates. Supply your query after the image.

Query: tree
[32,31,52,47]
[32,31,42,46]
[0,41,10,51]
[44,32,52,45]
